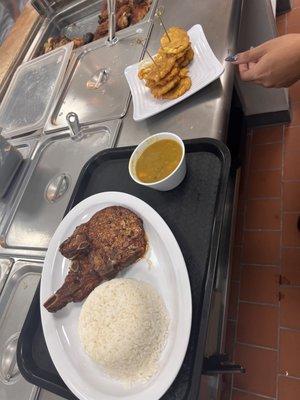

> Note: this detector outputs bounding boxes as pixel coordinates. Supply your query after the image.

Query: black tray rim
[17,137,231,400]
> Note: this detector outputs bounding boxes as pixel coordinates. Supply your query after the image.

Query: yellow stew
[136,139,182,183]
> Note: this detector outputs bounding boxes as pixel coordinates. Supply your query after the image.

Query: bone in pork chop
[44,206,147,312]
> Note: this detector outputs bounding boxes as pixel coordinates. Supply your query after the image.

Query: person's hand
[230,34,300,88]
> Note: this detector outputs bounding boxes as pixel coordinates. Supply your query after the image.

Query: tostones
[160,27,190,55]
[145,65,180,88]
[161,76,191,100]
[179,67,189,78]
[138,53,176,83]
[150,76,181,98]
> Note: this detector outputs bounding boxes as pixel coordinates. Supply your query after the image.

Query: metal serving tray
[48,23,149,131]
[1,120,120,252]
[18,138,231,400]
[0,139,38,242]
[0,260,42,400]
[27,0,157,60]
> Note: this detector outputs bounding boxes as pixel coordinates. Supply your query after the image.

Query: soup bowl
[128,132,186,191]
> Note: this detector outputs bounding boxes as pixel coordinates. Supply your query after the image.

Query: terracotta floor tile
[220,374,232,400]
[283,182,300,212]
[287,8,300,26]
[247,170,281,199]
[282,248,300,285]
[285,126,300,152]
[237,302,278,348]
[231,246,242,282]
[228,281,239,320]
[242,231,280,265]
[287,23,300,33]
[245,199,281,230]
[235,212,244,245]
[238,197,246,214]
[234,344,277,397]
[240,265,279,304]
[250,143,282,171]
[292,0,300,8]
[290,101,300,126]
[252,125,283,145]
[278,376,300,400]
[277,17,286,35]
[225,320,236,359]
[289,81,300,103]
[283,213,300,246]
[276,14,286,24]
[280,287,300,330]
[239,159,250,200]
[280,329,300,378]
[284,150,300,180]
[232,389,270,400]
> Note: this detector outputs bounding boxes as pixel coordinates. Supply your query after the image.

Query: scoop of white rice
[78,278,169,384]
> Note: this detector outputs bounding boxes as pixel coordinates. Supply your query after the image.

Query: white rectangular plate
[125,24,224,121]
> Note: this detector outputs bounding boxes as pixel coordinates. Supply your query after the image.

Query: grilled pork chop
[44,206,147,312]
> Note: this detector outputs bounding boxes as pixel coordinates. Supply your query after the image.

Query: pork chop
[44,206,147,312]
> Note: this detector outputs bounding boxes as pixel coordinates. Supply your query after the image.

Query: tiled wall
[223,3,300,399]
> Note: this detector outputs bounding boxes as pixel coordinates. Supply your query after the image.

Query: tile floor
[222,3,300,400]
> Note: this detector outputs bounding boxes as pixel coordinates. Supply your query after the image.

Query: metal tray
[1,260,42,400]
[2,120,120,252]
[28,0,157,60]
[17,138,231,400]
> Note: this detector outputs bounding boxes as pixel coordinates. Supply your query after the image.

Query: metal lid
[0,43,73,139]
[50,27,145,130]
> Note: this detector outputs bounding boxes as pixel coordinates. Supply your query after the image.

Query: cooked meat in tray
[44,206,147,312]
[43,0,152,54]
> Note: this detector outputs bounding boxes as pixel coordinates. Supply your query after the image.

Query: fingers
[232,44,268,64]
[238,63,257,81]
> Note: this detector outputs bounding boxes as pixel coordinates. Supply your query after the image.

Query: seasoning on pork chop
[44,206,147,312]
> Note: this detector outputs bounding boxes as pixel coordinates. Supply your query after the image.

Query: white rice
[78,278,169,384]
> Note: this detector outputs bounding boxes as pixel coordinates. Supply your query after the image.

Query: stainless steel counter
[117,0,242,147]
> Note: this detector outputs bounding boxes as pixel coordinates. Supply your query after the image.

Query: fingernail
[225,54,238,62]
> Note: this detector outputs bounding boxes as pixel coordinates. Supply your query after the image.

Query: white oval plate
[41,192,192,400]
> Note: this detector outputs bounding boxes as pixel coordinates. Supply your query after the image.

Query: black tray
[17,138,231,400]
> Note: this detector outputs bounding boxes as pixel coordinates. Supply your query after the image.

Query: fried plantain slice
[161,76,191,100]
[179,67,189,77]
[160,27,190,55]
[145,65,180,88]
[179,47,194,67]
[150,76,181,98]
[138,53,176,83]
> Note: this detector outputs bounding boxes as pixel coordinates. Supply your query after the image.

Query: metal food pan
[26,0,157,60]
[0,260,42,400]
[1,120,121,252]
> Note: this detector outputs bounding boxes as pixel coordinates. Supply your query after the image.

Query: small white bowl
[129,132,186,191]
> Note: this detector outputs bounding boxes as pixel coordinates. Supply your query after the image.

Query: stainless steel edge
[0,258,13,295]
[199,168,239,399]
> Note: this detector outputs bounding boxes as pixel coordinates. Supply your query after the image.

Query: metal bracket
[31,0,55,18]
[202,353,245,375]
